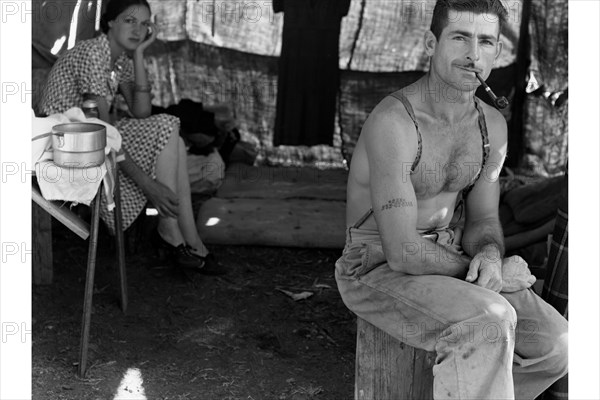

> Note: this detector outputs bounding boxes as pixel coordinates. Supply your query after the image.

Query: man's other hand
[465,245,503,292]
[500,255,536,293]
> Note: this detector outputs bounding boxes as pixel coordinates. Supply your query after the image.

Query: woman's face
[108,5,151,53]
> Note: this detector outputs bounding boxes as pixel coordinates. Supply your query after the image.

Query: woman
[39,0,224,274]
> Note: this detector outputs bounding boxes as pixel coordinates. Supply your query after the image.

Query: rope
[339,0,367,167]
[211,0,216,37]
[346,0,366,70]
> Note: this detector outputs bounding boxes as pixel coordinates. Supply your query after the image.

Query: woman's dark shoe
[173,245,207,270]
[187,250,227,276]
[153,231,205,270]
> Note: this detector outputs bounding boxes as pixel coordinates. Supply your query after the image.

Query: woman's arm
[82,93,179,218]
[118,148,179,218]
[119,22,158,119]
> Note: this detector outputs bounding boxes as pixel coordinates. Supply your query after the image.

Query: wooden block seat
[355,317,435,400]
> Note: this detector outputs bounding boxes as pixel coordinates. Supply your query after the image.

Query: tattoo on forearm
[381,198,413,211]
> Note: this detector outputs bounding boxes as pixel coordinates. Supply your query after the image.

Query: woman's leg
[154,127,185,246]
[174,136,209,256]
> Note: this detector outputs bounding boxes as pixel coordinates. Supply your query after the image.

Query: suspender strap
[388,91,422,174]
[352,209,374,229]
[463,97,490,198]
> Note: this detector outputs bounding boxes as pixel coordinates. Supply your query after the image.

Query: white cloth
[187,149,226,195]
[32,108,123,208]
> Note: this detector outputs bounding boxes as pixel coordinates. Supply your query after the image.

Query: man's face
[428,10,502,90]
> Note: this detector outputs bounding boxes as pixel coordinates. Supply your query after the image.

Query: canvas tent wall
[32,0,567,176]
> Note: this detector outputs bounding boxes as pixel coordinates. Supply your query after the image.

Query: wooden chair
[355,317,435,400]
[32,164,127,378]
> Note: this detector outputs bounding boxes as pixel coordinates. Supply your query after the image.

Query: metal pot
[52,123,107,168]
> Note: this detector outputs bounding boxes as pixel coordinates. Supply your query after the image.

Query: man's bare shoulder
[361,91,416,144]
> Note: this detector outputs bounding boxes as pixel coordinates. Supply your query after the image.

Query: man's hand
[143,180,179,218]
[465,245,503,292]
[501,255,536,293]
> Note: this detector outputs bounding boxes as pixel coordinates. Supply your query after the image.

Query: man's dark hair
[100,0,151,34]
[430,0,508,39]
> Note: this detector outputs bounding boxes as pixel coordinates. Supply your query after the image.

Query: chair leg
[78,188,102,378]
[32,201,53,284]
[113,167,128,314]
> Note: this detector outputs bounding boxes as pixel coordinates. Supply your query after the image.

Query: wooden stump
[355,317,435,400]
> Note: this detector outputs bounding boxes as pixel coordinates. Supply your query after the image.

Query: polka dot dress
[39,34,179,233]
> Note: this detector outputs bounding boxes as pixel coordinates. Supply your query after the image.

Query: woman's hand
[143,179,179,218]
[501,255,536,293]
[135,21,158,55]
[126,20,158,118]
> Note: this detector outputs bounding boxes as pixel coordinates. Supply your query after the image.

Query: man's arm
[461,107,507,256]
[364,100,471,278]
[461,107,508,290]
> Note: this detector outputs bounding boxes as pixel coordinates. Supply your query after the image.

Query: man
[335,1,568,398]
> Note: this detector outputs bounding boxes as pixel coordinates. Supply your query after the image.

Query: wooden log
[217,177,346,201]
[355,317,435,400]
[32,201,53,285]
[216,164,347,200]
[197,197,346,248]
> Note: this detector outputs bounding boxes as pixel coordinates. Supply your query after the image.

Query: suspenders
[351,92,490,229]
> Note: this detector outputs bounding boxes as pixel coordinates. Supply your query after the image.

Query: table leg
[113,166,128,313]
[78,187,102,378]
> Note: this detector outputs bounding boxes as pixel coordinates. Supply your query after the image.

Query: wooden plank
[32,187,89,240]
[217,164,348,200]
[412,343,436,399]
[32,201,53,285]
[218,178,346,201]
[197,197,346,248]
[355,318,434,400]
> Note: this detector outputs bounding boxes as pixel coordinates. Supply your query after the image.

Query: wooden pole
[113,164,128,314]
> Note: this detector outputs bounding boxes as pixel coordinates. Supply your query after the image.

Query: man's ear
[424,30,437,57]
[493,41,503,66]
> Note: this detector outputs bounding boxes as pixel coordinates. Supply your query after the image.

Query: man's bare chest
[410,123,484,198]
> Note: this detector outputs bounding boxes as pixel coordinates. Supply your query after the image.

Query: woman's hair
[100,0,151,33]
[429,0,508,40]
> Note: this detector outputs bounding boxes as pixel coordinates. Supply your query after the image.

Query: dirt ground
[32,215,357,400]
